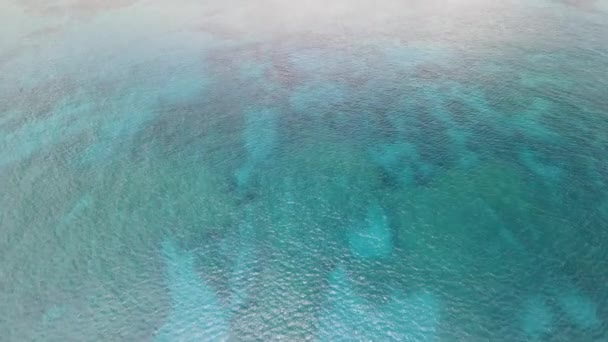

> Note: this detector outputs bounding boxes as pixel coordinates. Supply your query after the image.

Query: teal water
[1,0,608,340]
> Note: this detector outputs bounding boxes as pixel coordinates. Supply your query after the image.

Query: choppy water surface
[2,0,608,340]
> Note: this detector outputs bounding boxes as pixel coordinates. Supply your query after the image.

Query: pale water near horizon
[1,0,608,340]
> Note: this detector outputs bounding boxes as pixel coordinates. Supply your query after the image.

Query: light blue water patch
[60,194,94,226]
[79,106,156,166]
[238,60,270,81]
[234,162,254,189]
[520,57,576,90]
[3,0,608,339]
[368,142,419,186]
[52,194,95,251]
[228,246,253,313]
[155,239,229,342]
[385,99,420,136]
[318,267,441,341]
[554,285,602,330]
[455,152,480,170]
[520,295,555,341]
[40,304,68,326]
[242,108,279,162]
[425,95,467,148]
[510,98,560,141]
[287,46,354,76]
[1,82,162,168]
[287,48,327,73]
[498,226,526,253]
[444,83,495,120]
[2,55,212,164]
[227,222,257,312]
[289,82,348,117]
[369,142,419,168]
[0,108,19,130]
[348,202,393,259]
[519,148,562,182]
[422,88,479,169]
[159,72,212,105]
[387,290,441,342]
[379,40,451,69]
[317,267,379,341]
[0,96,97,167]
[81,70,209,166]
[423,88,460,128]
[235,107,279,188]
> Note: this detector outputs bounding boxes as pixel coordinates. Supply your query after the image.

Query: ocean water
[1,0,608,340]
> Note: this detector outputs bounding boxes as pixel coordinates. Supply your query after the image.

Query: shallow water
[1,0,608,340]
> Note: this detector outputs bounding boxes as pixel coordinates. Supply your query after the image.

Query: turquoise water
[1,0,608,340]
